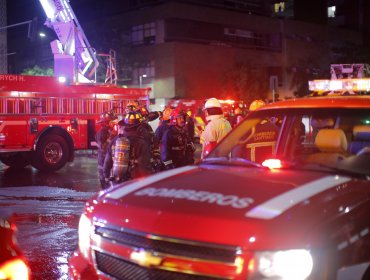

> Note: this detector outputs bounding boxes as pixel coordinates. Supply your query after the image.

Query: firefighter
[103,110,152,185]
[139,105,162,122]
[232,100,280,163]
[96,111,116,189]
[185,109,195,143]
[230,106,244,128]
[161,108,195,169]
[155,106,173,144]
[138,105,164,173]
[200,98,232,157]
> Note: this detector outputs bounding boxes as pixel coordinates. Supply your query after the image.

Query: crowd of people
[95,98,267,189]
[95,101,197,189]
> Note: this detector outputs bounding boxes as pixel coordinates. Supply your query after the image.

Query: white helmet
[204,98,221,109]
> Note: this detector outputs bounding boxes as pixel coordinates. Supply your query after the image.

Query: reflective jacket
[231,120,280,164]
[200,115,232,155]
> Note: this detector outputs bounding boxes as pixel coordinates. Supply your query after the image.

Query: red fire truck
[0,74,149,171]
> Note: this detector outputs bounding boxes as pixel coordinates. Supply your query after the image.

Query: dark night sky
[5,0,128,72]
[6,0,97,38]
[6,0,122,24]
[6,0,126,45]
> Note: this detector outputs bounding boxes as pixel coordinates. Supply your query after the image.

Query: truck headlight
[250,249,313,280]
[78,214,93,259]
[0,258,30,280]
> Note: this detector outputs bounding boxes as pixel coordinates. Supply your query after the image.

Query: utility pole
[0,0,7,73]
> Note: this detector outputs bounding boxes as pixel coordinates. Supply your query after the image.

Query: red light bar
[262,159,283,169]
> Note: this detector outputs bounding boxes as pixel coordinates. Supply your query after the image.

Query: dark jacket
[104,124,152,181]
[155,119,171,145]
[185,116,195,142]
[161,125,191,168]
[96,126,111,167]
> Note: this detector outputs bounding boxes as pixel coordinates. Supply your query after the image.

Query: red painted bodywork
[69,95,370,279]
[0,74,149,153]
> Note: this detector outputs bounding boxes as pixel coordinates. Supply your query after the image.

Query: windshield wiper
[201,157,265,168]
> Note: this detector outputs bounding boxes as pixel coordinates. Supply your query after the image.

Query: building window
[274,2,285,13]
[328,6,336,18]
[131,22,156,45]
[133,62,155,85]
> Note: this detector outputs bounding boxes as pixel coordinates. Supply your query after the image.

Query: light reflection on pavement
[0,152,101,280]
[0,186,96,280]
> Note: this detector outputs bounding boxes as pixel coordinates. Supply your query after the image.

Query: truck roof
[260,95,370,110]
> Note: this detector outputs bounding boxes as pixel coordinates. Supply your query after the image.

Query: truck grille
[95,251,221,280]
[95,225,238,263]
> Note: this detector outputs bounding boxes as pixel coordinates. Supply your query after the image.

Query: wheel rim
[43,142,63,164]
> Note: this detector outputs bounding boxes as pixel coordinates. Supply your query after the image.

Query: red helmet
[170,108,187,125]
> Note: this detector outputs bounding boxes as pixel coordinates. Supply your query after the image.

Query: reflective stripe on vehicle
[245,175,351,220]
[337,262,370,280]
[107,166,197,199]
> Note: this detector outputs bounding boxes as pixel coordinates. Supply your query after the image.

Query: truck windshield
[205,108,370,175]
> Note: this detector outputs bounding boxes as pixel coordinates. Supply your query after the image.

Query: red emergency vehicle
[0,74,149,171]
[69,90,370,279]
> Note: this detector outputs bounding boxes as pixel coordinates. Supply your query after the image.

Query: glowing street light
[139,74,147,87]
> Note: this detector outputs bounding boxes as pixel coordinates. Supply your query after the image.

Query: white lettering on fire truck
[134,188,254,209]
[107,166,197,199]
[0,75,26,82]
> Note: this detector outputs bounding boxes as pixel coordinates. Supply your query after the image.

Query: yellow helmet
[162,107,173,121]
[249,100,266,111]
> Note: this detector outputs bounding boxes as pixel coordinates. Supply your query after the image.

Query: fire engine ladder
[39,0,99,83]
[98,49,118,85]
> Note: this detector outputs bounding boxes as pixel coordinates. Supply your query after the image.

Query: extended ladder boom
[39,0,99,83]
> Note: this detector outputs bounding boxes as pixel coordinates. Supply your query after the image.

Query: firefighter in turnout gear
[138,105,164,173]
[103,110,152,185]
[161,108,195,169]
[201,98,232,158]
[96,111,116,189]
[231,99,280,163]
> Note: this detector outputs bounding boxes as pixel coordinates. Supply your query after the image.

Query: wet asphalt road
[0,147,202,280]
[0,150,101,192]
[0,151,101,280]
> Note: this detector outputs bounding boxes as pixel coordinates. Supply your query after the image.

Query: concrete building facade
[94,1,362,106]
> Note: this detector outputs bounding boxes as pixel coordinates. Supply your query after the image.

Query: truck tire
[0,153,30,169]
[31,134,69,172]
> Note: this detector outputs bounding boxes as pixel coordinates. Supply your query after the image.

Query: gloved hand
[152,149,161,159]
[163,160,175,170]
[187,142,196,152]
